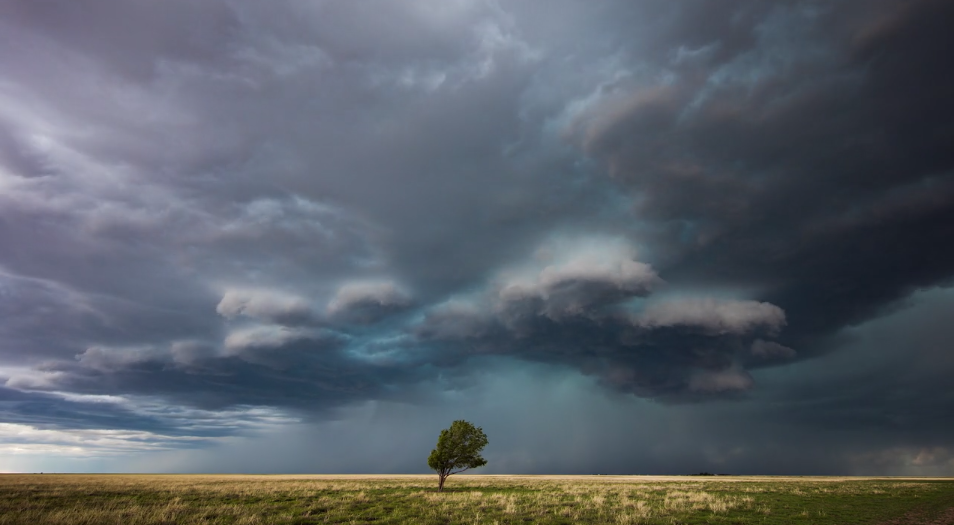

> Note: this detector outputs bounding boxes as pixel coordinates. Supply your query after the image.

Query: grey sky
[1,0,953,474]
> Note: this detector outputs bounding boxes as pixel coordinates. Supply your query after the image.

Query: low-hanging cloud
[412,236,790,399]
[495,238,662,325]
[222,326,327,354]
[634,298,786,336]
[326,280,413,324]
[217,289,315,325]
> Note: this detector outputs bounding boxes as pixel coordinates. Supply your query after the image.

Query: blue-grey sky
[2,0,954,475]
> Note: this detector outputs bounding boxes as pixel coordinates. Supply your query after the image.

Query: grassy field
[1,474,953,524]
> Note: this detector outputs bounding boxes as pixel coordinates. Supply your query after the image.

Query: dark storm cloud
[0,0,952,470]
[756,288,954,436]
[410,236,791,398]
[571,0,954,349]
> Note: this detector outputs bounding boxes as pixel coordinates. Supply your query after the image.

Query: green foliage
[427,420,488,492]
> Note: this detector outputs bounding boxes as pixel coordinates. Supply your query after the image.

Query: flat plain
[1,474,953,524]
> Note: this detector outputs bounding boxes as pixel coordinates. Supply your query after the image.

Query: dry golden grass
[0,474,952,524]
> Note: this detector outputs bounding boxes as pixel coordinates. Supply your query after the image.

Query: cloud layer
[0,0,953,473]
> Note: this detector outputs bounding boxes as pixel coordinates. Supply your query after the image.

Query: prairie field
[1,474,953,525]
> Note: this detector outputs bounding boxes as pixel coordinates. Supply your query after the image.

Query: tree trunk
[438,473,446,492]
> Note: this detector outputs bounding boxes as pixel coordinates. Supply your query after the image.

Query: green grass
[1,474,952,524]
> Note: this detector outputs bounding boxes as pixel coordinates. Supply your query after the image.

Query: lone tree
[427,420,488,492]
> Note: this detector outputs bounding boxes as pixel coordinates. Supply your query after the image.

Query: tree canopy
[427,420,488,492]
